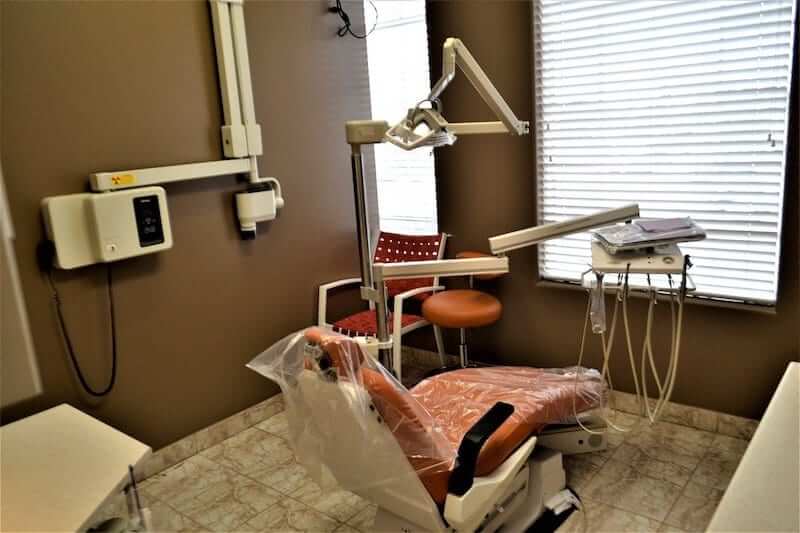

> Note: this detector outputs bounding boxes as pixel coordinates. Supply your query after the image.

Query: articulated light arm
[385,38,530,150]
[489,204,641,255]
[430,38,529,136]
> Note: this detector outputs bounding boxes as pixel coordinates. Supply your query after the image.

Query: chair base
[371,448,569,532]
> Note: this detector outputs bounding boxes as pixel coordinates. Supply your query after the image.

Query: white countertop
[0,404,151,532]
[708,362,799,532]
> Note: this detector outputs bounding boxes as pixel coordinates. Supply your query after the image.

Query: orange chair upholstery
[305,329,605,505]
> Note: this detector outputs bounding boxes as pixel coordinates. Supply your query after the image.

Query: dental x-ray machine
[41,0,284,271]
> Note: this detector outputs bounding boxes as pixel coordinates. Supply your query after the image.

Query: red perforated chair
[318,232,448,379]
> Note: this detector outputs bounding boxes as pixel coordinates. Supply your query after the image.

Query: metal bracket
[360,286,379,302]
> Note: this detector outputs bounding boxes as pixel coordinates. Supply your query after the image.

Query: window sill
[535,279,778,316]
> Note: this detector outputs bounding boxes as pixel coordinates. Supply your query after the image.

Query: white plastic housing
[235,188,281,232]
[41,187,172,269]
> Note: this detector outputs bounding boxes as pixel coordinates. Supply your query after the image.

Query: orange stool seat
[422,289,502,329]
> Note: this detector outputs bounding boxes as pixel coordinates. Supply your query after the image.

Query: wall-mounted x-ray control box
[42,186,172,269]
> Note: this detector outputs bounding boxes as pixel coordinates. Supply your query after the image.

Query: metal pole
[372,265,393,370]
[350,145,373,290]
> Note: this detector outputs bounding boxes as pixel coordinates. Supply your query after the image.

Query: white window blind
[366,0,438,235]
[535,0,796,305]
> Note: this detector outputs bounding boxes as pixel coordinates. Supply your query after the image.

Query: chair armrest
[319,277,363,291]
[444,433,538,532]
[448,402,515,496]
[392,285,445,303]
[318,277,363,327]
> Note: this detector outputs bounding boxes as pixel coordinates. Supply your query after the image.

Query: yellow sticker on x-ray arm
[111,174,136,186]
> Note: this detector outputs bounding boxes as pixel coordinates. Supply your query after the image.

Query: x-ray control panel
[133,195,165,247]
[42,186,173,269]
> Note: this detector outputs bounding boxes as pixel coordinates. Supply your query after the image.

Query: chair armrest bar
[448,402,515,496]
[318,277,363,327]
[392,285,445,302]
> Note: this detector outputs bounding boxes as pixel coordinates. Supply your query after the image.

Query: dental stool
[422,251,504,367]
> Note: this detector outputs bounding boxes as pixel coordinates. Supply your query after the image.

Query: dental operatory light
[385,38,530,150]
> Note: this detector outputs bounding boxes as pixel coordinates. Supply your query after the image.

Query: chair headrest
[304,327,366,377]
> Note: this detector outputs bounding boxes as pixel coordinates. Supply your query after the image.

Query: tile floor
[94,402,750,533]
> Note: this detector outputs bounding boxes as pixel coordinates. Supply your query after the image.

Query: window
[366,0,438,235]
[534,0,796,305]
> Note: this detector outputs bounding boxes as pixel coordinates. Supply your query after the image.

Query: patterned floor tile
[256,411,291,440]
[290,481,370,523]
[623,427,709,471]
[175,471,283,531]
[148,501,208,532]
[583,459,683,521]
[708,433,749,456]
[139,456,231,512]
[249,462,318,496]
[646,421,716,448]
[240,498,340,532]
[716,413,758,440]
[564,454,603,492]
[691,452,742,491]
[558,500,662,532]
[200,427,294,475]
[664,481,725,532]
[345,503,378,532]
[612,442,694,486]
[333,525,361,533]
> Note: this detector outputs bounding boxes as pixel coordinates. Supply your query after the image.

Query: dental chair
[248,328,609,533]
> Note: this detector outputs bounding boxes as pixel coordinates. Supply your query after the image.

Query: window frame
[531,0,798,309]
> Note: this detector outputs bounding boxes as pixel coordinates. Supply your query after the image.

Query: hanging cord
[331,0,378,39]
[572,280,635,435]
[637,286,663,422]
[651,255,691,417]
[47,265,118,397]
[620,265,643,413]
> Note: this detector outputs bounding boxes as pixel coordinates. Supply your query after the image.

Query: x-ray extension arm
[430,38,529,136]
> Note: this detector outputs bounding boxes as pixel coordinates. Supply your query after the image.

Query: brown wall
[427,0,799,419]
[1,1,368,449]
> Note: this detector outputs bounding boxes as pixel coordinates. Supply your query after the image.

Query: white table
[0,404,151,532]
[708,362,799,532]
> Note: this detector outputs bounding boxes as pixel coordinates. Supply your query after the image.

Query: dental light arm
[385,38,530,150]
[488,204,641,254]
[374,256,510,282]
[430,38,528,135]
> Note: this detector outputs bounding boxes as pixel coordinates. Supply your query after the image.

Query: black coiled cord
[47,265,118,397]
[331,0,378,39]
